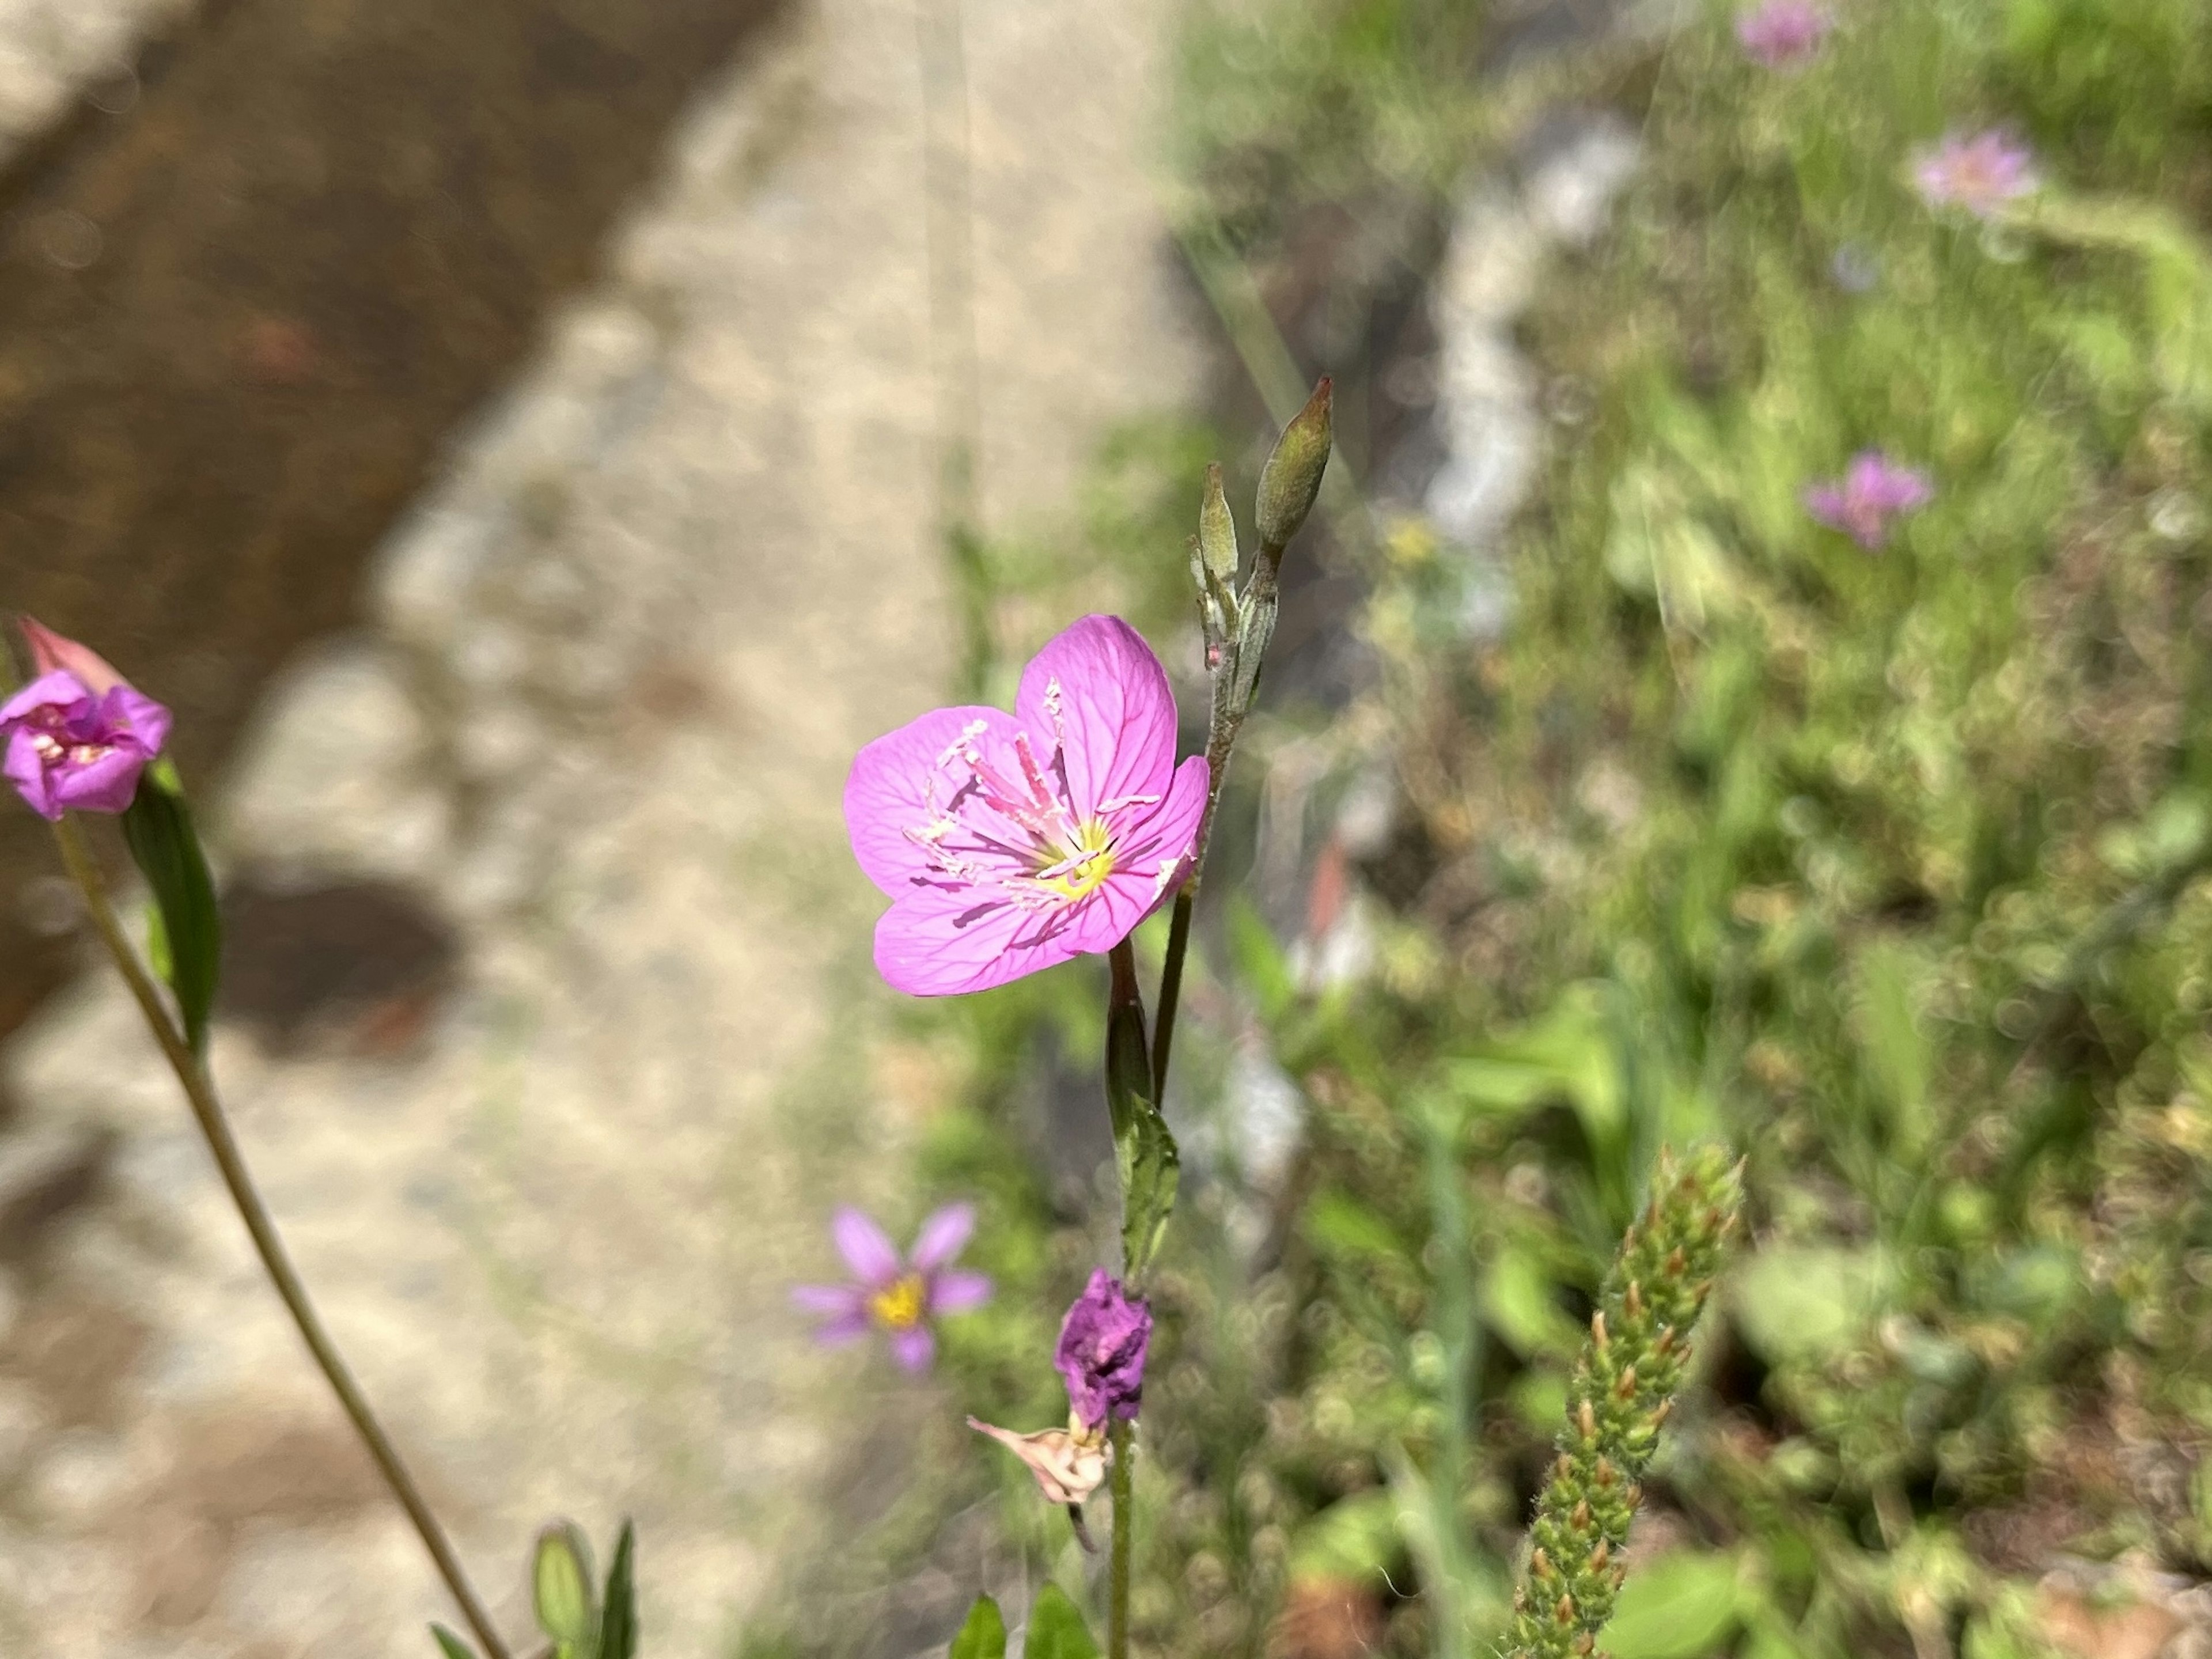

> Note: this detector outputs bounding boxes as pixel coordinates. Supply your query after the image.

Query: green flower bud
[1254,377,1333,554]
[532,1521,599,1654]
[1199,462,1238,584]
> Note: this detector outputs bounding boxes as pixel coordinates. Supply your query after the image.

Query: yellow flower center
[869,1274,928,1331]
[1034,819,1116,903]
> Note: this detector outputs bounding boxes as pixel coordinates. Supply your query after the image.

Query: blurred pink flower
[844,615,1209,995]
[1913,130,2039,218]
[1803,450,1933,550]
[791,1203,990,1373]
[2,620,171,821]
[1736,1,1832,69]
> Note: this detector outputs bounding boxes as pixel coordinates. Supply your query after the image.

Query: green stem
[1147,890,1194,1107]
[1108,1419,1133,1659]
[52,817,514,1659]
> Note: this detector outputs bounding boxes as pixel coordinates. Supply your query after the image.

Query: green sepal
[429,1626,478,1659]
[1025,1584,1100,1659]
[118,756,221,1055]
[950,1594,1007,1659]
[1107,996,1180,1279]
[533,1520,599,1655]
[599,1520,638,1659]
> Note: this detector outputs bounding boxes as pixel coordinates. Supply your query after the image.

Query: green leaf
[1479,1245,1580,1359]
[1732,1246,1888,1365]
[950,1595,1007,1659]
[1852,941,1933,1156]
[118,757,221,1055]
[1288,1490,1402,1580]
[1227,897,1296,1024]
[599,1520,638,1659]
[1024,1584,1099,1659]
[429,1627,478,1659]
[1302,1190,1409,1267]
[533,1521,599,1654]
[1107,997,1179,1278]
[1600,1550,1742,1659]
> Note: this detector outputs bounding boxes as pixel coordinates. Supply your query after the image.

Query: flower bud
[967,1415,1109,1506]
[1255,377,1333,553]
[531,1521,598,1652]
[1198,463,1238,585]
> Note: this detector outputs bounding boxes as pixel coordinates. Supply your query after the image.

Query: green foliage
[533,1522,599,1658]
[119,756,221,1055]
[952,1596,1009,1659]
[601,1521,639,1659]
[429,1628,476,1659]
[1026,1584,1101,1659]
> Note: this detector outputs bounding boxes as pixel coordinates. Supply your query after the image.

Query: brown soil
[0,0,786,1039]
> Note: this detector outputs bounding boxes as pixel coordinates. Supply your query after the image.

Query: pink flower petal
[909,1202,975,1272]
[18,619,124,696]
[5,727,61,821]
[1060,753,1211,957]
[812,1310,872,1348]
[0,671,88,730]
[874,881,1089,995]
[831,1207,903,1286]
[844,704,1024,897]
[791,1283,866,1317]
[1014,616,1180,823]
[929,1270,993,1315]
[889,1325,937,1372]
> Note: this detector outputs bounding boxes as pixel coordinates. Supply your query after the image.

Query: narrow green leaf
[118,757,221,1055]
[950,1594,1007,1659]
[1024,1584,1099,1659]
[429,1626,478,1659]
[599,1520,638,1659]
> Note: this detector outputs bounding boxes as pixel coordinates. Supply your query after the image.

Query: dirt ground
[0,0,1202,1652]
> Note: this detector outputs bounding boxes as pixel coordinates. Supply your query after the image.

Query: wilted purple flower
[791,1203,991,1372]
[1803,450,1933,550]
[2,620,172,821]
[1736,1,1832,69]
[1913,130,2039,219]
[1054,1268,1152,1428]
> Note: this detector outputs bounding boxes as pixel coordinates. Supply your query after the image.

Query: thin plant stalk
[50,816,514,1659]
[1108,1419,1134,1659]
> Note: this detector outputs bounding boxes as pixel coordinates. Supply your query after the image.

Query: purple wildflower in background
[1913,130,2039,219]
[1,619,171,821]
[1803,450,1933,550]
[791,1203,991,1373]
[844,615,1209,997]
[1736,1,1832,69]
[1054,1268,1152,1428]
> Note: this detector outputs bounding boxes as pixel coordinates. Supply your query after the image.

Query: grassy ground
[840,4,2212,1659]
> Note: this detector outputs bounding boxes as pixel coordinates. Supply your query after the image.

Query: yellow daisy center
[869,1274,928,1331]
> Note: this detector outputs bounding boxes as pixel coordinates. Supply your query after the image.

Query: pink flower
[2,620,172,821]
[844,615,1210,996]
[1736,1,1832,69]
[1913,130,2039,218]
[791,1203,991,1373]
[1803,450,1933,550]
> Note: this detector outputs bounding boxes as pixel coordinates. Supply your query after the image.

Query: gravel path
[0,2,1198,1652]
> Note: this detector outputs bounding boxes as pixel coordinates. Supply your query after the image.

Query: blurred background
[2,2,2211,1658]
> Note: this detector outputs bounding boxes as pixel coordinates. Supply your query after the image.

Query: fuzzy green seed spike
[1502,1146,1742,1659]
[1254,377,1332,556]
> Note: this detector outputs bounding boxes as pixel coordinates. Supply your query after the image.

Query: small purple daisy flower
[1803,450,1933,551]
[1913,130,2039,219]
[791,1203,991,1372]
[1736,1,1833,69]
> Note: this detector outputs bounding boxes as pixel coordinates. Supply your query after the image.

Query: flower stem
[50,817,514,1659]
[1147,889,1194,1107]
[1108,1418,1133,1659]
